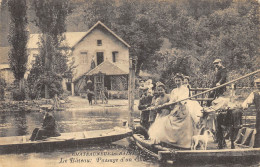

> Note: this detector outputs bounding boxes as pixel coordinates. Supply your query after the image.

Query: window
[97,40,102,46]
[96,52,104,65]
[81,51,88,64]
[112,51,118,62]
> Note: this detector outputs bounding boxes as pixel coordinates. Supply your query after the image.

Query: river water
[0,107,259,167]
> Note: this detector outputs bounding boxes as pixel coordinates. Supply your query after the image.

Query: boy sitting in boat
[242,78,260,148]
[30,109,60,141]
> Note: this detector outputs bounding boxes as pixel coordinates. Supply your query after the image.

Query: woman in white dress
[169,73,190,102]
[148,73,202,148]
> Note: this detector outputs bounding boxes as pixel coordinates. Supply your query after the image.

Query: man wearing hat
[242,78,260,148]
[207,59,227,105]
[30,109,60,141]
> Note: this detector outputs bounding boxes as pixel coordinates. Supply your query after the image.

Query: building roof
[28,32,87,49]
[86,61,128,76]
[28,21,130,49]
[0,47,10,64]
[73,61,128,82]
[73,21,130,48]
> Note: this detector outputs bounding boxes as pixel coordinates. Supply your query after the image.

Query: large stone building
[27,21,130,96]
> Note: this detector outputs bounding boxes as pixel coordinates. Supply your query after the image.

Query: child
[87,89,94,105]
[242,78,260,148]
[53,94,60,110]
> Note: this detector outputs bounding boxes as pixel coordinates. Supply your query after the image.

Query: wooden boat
[132,104,260,163]
[131,108,260,163]
[0,127,132,154]
[131,71,260,163]
[132,131,260,163]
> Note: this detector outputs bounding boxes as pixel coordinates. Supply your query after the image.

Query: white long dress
[148,85,203,148]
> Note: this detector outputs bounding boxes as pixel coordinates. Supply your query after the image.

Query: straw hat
[213,59,221,64]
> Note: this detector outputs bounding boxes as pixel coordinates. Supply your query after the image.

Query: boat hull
[0,127,132,154]
[132,133,260,163]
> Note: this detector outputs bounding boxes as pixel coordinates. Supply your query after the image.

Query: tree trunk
[44,34,49,99]
[135,60,142,77]
[19,78,24,92]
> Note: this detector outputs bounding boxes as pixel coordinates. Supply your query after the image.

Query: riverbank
[0,99,53,112]
[0,96,139,112]
[64,96,139,111]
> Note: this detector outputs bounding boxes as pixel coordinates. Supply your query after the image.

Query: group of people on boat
[28,58,259,150]
[138,73,203,148]
[138,58,260,149]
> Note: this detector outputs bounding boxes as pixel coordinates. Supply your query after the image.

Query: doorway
[96,52,104,65]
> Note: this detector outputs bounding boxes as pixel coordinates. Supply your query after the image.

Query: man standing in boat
[242,78,260,148]
[208,59,227,106]
[30,109,60,141]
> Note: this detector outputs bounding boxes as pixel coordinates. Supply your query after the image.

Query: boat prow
[0,127,132,154]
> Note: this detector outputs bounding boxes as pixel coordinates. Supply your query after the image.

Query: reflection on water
[0,107,134,137]
[0,108,259,167]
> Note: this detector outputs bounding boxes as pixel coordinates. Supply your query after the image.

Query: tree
[30,0,71,98]
[66,0,259,88]
[163,0,259,87]
[8,0,28,100]
[1,0,10,47]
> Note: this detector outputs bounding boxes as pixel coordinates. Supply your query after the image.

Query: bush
[13,89,26,101]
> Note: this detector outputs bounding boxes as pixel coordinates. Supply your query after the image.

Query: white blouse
[169,85,190,103]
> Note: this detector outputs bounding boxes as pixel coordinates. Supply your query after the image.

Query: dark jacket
[138,95,153,110]
[213,66,227,86]
[42,113,60,135]
[213,66,227,97]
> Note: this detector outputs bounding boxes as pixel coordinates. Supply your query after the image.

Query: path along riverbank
[0,96,139,112]
[64,96,139,111]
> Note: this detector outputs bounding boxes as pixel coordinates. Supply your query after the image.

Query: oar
[143,69,260,112]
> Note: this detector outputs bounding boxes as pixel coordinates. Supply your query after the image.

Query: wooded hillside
[1,0,259,88]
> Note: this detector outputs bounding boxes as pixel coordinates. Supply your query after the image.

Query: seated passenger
[154,82,170,117]
[148,82,166,125]
[148,73,203,148]
[30,109,60,141]
[169,73,189,103]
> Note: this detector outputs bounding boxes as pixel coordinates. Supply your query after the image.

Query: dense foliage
[27,0,72,99]
[67,0,259,88]
[159,0,259,88]
[2,0,259,93]
[8,0,28,100]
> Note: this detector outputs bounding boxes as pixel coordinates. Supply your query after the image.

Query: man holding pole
[242,78,260,148]
[207,59,227,106]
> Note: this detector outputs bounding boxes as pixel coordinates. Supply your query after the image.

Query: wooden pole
[144,69,260,112]
[128,56,135,127]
